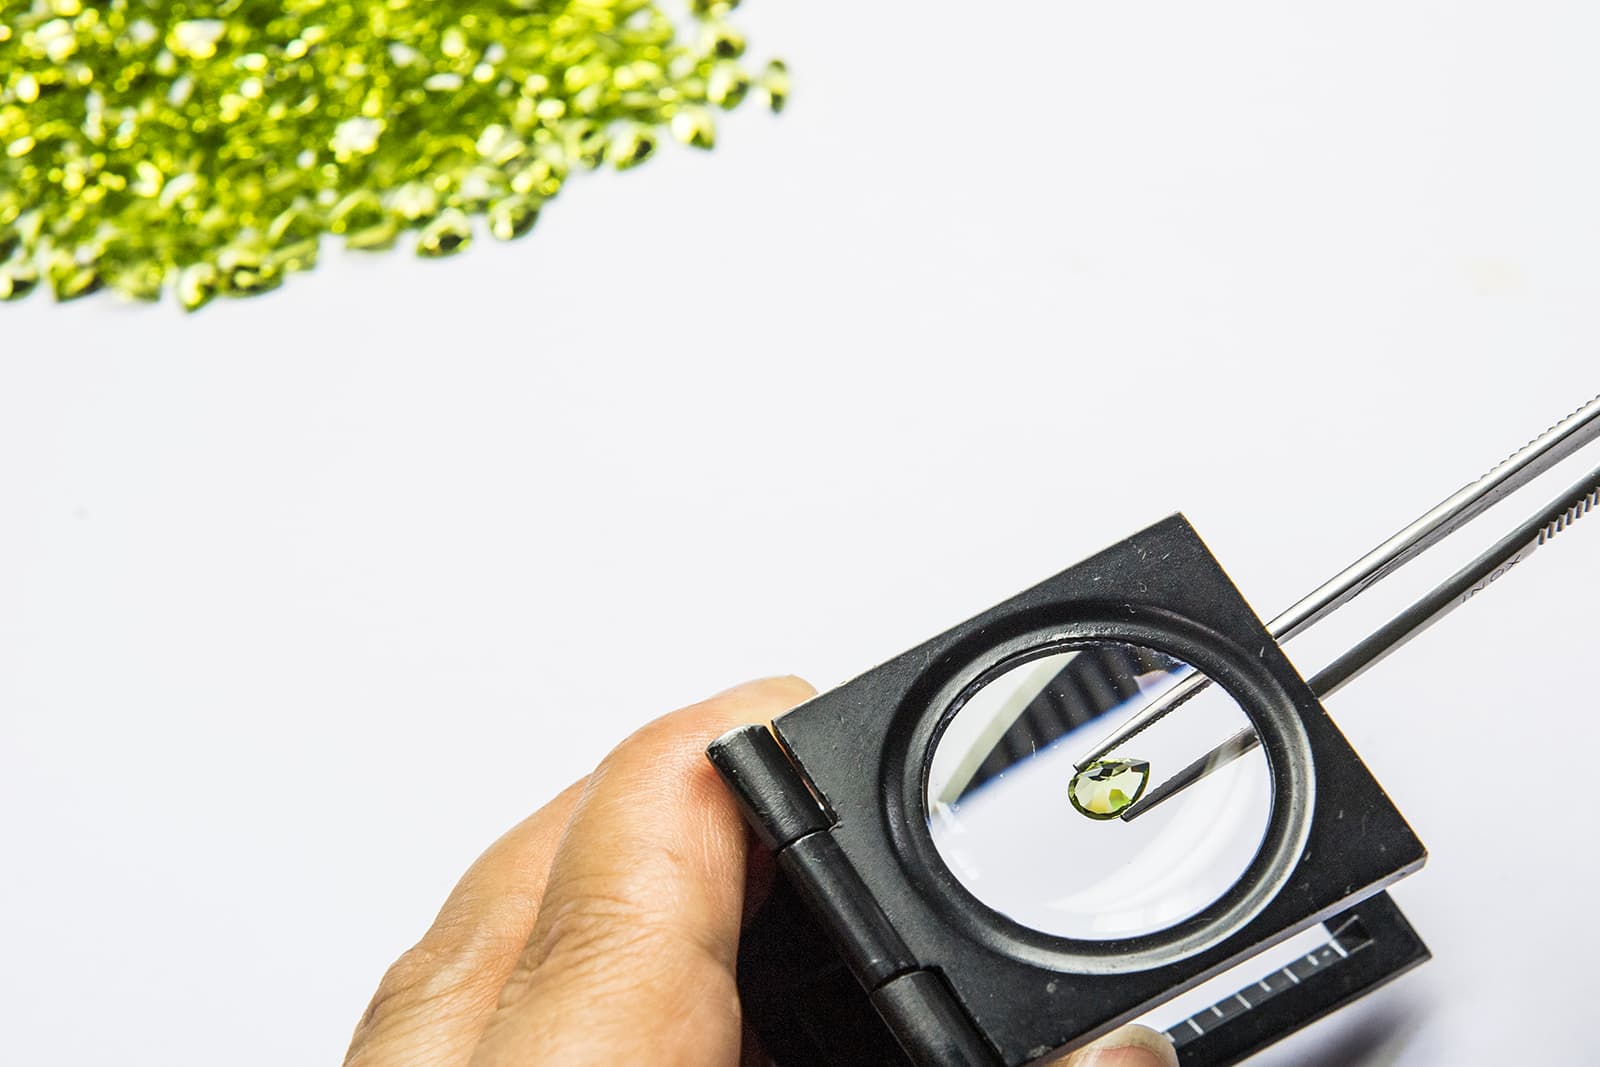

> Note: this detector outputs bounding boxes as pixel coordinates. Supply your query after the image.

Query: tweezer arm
[1121,459,1600,821]
[1074,393,1600,771]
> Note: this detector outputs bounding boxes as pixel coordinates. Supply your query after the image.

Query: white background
[4,3,1599,1064]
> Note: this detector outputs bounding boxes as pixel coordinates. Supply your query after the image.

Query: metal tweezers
[1077,393,1600,822]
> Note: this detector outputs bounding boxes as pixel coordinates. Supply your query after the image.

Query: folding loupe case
[707,516,1428,1066]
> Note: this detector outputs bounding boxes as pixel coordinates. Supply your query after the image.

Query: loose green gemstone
[216,243,281,296]
[267,205,321,247]
[332,191,400,251]
[176,262,218,312]
[487,195,540,241]
[46,248,101,301]
[345,219,399,252]
[107,260,167,302]
[0,0,788,304]
[1068,758,1151,820]
[388,182,440,224]
[329,192,386,236]
[271,238,321,274]
[609,126,657,171]
[759,59,789,114]
[701,23,746,60]
[669,106,717,149]
[706,61,751,109]
[0,258,40,301]
[416,208,473,257]
[509,159,564,199]
[568,122,609,170]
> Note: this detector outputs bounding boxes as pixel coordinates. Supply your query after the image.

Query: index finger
[470,675,816,1067]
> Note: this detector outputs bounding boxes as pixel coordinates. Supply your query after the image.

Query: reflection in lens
[926,641,1270,941]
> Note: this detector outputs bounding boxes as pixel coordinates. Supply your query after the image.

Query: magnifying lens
[926,642,1270,945]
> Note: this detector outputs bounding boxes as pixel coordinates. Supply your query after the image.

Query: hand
[345,677,1179,1067]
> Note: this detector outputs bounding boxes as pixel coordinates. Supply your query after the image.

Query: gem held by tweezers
[1068,758,1151,820]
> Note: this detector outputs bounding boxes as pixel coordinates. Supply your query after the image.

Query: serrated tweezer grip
[1121,457,1600,821]
[1076,392,1600,773]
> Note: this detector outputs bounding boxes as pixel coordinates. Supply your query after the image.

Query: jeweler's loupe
[711,393,1600,1067]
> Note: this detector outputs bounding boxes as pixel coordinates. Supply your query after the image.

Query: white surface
[4,3,1599,1064]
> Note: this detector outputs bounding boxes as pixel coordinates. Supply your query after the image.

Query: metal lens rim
[899,618,1315,975]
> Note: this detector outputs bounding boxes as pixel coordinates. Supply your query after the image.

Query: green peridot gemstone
[1068,758,1151,820]
[487,196,540,242]
[0,0,788,305]
[759,59,790,114]
[706,60,751,109]
[416,209,473,257]
[271,239,321,274]
[329,192,386,236]
[669,106,717,150]
[216,243,281,296]
[107,260,168,303]
[701,23,746,60]
[609,126,657,171]
[176,262,219,312]
[46,248,101,301]
[0,258,40,301]
[388,183,440,224]
[568,122,610,170]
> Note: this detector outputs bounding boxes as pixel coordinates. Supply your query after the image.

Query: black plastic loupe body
[708,516,1428,1066]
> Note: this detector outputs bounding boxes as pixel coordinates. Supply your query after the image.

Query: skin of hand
[345,676,1180,1067]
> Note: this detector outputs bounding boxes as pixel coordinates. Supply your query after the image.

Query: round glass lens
[926,640,1271,941]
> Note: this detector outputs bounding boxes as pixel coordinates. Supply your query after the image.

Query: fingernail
[1075,1026,1179,1067]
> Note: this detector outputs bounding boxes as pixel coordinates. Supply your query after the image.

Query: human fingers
[469,675,816,1067]
[1059,1025,1179,1067]
[344,776,588,1067]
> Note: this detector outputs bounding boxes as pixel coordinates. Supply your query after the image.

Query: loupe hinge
[709,725,1002,1066]
[707,723,833,850]
[871,970,1006,1067]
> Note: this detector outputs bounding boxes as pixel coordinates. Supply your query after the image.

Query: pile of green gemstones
[0,0,786,308]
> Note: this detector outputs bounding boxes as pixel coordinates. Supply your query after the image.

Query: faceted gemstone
[508,158,564,199]
[416,208,473,257]
[329,191,385,235]
[270,239,320,274]
[670,106,716,149]
[609,126,657,171]
[1068,758,1151,820]
[107,260,166,301]
[487,195,539,241]
[0,258,40,301]
[329,191,400,251]
[216,242,281,296]
[567,121,609,169]
[345,218,399,252]
[176,262,218,311]
[0,0,787,304]
[387,182,440,224]
[46,248,101,301]
[759,59,789,114]
[267,204,321,247]
[700,23,745,59]
[706,60,750,109]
